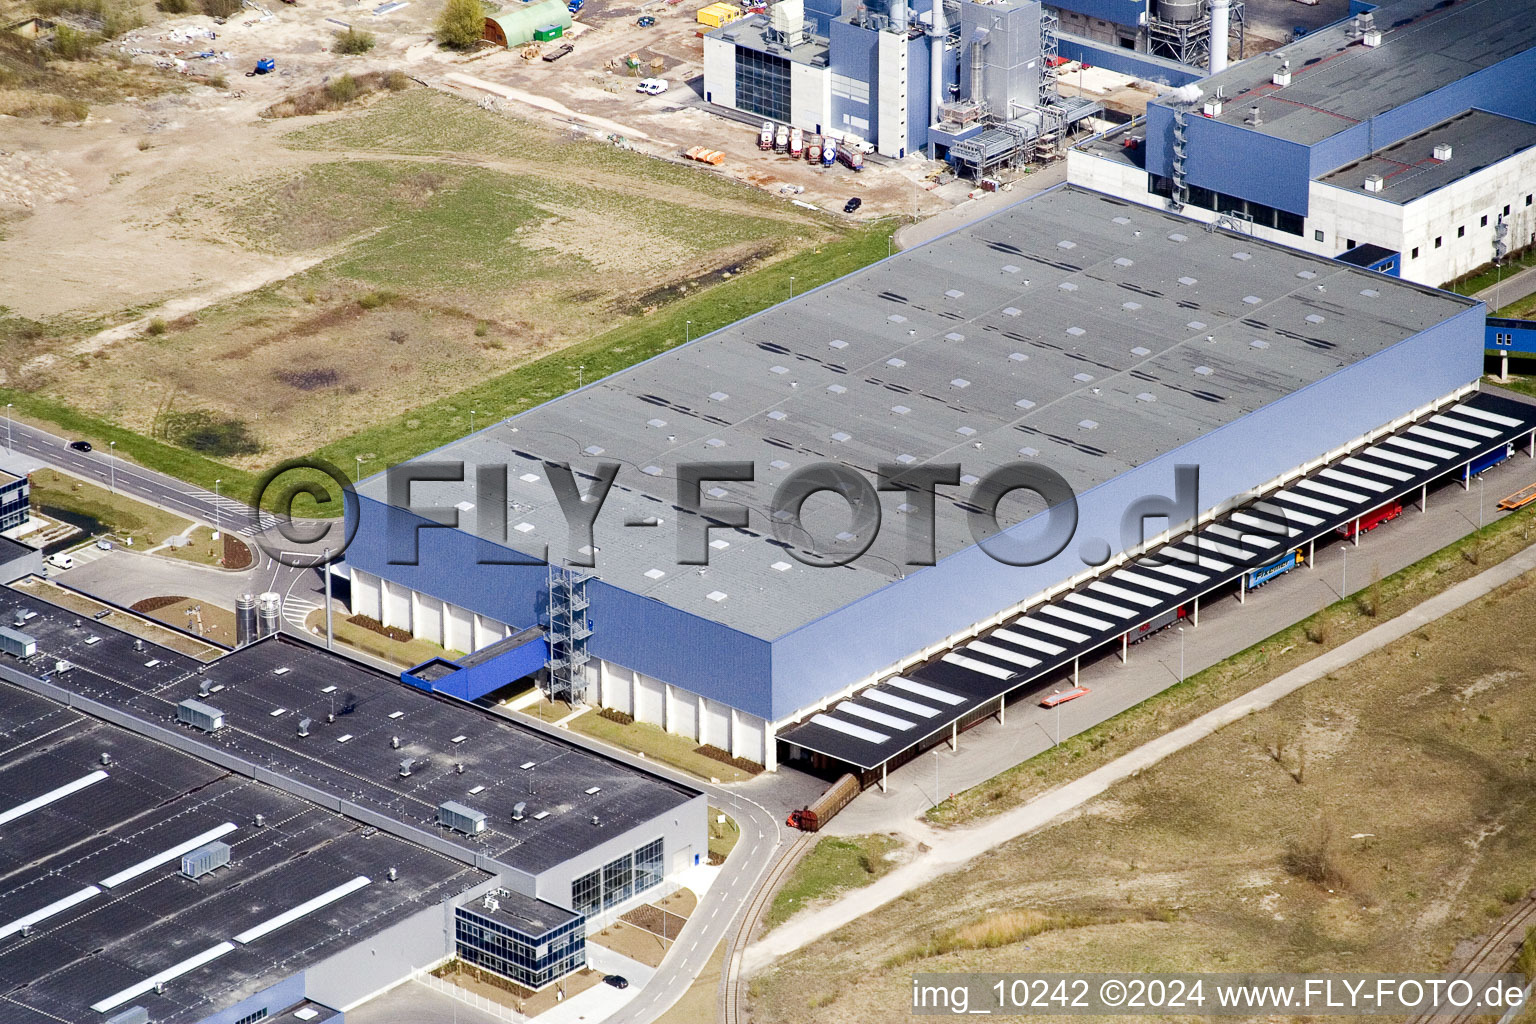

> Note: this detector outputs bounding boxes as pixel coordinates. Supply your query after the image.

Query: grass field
[304,608,461,667]
[751,567,1536,1024]
[564,711,757,783]
[927,498,1536,828]
[764,834,904,932]
[709,808,741,863]
[5,88,895,503]
[28,466,190,546]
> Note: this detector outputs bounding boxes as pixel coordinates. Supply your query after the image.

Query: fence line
[412,967,527,1022]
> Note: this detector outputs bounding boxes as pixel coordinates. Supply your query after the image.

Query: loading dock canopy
[781,392,1536,770]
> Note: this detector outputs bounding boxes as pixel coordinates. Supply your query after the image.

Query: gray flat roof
[1315,109,1536,205]
[0,681,487,1024]
[1188,0,1535,147]
[360,185,1473,639]
[457,625,544,669]
[1,590,698,875]
[459,888,581,939]
[712,13,829,65]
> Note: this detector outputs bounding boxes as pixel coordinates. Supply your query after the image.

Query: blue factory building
[345,183,1497,773]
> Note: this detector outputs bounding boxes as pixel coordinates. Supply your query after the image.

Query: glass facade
[1149,174,1305,236]
[455,906,586,990]
[0,477,27,533]
[572,837,665,915]
[734,46,791,122]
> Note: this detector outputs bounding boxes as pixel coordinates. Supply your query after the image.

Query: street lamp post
[214,478,222,558]
[1053,690,1062,746]
[355,455,364,481]
[686,320,692,344]
[1341,546,1348,598]
[470,409,476,434]
[1178,626,1185,683]
[1479,475,1486,529]
[789,276,795,300]
[4,403,11,454]
[932,749,939,807]
[108,441,116,496]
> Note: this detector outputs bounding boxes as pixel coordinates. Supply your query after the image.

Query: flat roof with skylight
[356,185,1475,641]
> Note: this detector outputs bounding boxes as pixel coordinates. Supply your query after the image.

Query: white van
[48,553,75,571]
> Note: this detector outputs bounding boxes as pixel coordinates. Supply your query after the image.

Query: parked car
[636,14,656,26]
[69,440,92,452]
[842,197,862,213]
[94,538,113,551]
[48,553,75,571]
[603,975,629,989]
[635,78,668,95]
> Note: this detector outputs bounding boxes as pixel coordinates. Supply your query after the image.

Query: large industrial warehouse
[1069,0,1536,287]
[344,182,1529,775]
[0,591,704,1023]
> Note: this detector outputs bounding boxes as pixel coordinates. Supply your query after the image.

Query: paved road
[1476,262,1536,313]
[748,535,1536,970]
[3,419,278,538]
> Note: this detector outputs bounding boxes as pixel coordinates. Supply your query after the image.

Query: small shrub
[695,744,763,774]
[1282,822,1352,891]
[598,707,634,725]
[145,316,167,336]
[437,0,484,49]
[52,24,97,60]
[159,410,260,457]
[136,137,151,151]
[384,69,409,90]
[324,73,359,104]
[333,27,375,54]
[1498,883,1527,905]
[357,289,396,309]
[474,321,488,337]
[201,0,240,16]
[156,0,192,11]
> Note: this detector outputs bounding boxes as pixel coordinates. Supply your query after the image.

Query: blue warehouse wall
[347,495,777,719]
[765,303,1485,720]
[1144,105,1314,215]
[906,31,932,151]
[804,0,840,36]
[829,18,878,139]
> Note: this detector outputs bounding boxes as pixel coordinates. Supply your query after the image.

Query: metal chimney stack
[1209,0,1230,74]
[256,592,281,638]
[235,593,257,647]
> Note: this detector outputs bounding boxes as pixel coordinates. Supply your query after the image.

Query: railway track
[1403,895,1536,1024]
[722,831,814,1024]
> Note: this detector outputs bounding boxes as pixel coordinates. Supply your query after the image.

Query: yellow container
[696,2,741,28]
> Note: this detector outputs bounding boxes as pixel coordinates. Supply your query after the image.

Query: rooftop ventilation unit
[133,639,144,652]
[198,680,212,697]
[1202,98,1223,117]
[1247,106,1261,126]
[176,699,224,733]
[390,736,400,749]
[387,867,397,881]
[512,801,527,821]
[1364,174,1384,193]
[1362,28,1382,47]
[438,801,487,835]
[1433,143,1453,161]
[297,717,311,737]
[399,757,416,777]
[1272,60,1290,87]
[181,840,231,880]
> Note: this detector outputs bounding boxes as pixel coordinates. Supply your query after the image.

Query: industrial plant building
[701,0,1100,169]
[343,181,1525,777]
[1068,0,1536,287]
[0,590,704,1022]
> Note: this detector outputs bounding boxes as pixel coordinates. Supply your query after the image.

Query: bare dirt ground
[0,0,965,462]
[750,567,1536,1024]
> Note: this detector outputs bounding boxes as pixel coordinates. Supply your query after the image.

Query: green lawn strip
[1449,247,1536,298]
[311,220,897,476]
[563,711,752,783]
[3,390,261,505]
[707,807,741,862]
[305,608,463,666]
[157,524,225,567]
[29,467,191,547]
[763,834,902,931]
[927,498,1536,828]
